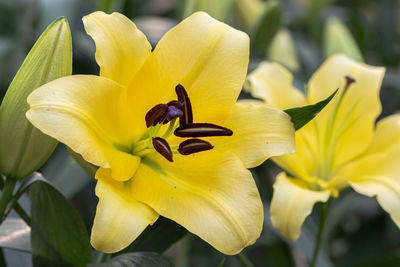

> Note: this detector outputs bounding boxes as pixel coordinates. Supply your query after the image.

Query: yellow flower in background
[26,11,296,254]
[245,55,400,241]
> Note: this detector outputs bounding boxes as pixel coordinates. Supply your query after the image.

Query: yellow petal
[130,152,263,255]
[363,114,400,155]
[272,123,318,179]
[342,150,400,227]
[308,54,385,167]
[337,114,400,227]
[26,75,142,181]
[211,102,296,168]
[91,168,159,253]
[349,175,400,228]
[128,11,249,126]
[245,61,306,110]
[244,62,316,177]
[335,119,400,228]
[270,172,331,241]
[335,115,400,228]
[83,11,151,86]
[338,150,400,184]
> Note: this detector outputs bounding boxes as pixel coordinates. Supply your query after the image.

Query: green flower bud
[324,17,363,62]
[0,17,72,179]
[234,0,265,29]
[268,28,300,72]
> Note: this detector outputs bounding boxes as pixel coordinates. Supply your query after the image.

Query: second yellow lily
[246,55,400,241]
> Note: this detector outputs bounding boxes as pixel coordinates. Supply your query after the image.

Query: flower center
[132,84,233,162]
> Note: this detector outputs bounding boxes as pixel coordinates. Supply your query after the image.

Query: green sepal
[0,17,72,179]
[324,17,363,62]
[30,180,92,267]
[284,89,338,131]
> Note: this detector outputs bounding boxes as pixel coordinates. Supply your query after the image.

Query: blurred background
[0,0,399,266]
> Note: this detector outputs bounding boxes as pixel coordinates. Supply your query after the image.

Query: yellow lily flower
[245,55,400,241]
[26,11,296,254]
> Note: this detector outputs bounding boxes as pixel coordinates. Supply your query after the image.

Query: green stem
[101,0,112,13]
[0,178,16,224]
[310,202,329,267]
[9,203,30,226]
[0,248,6,267]
[0,176,32,225]
[236,252,255,267]
[98,252,110,263]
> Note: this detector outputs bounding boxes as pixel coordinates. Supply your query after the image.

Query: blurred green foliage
[0,0,399,266]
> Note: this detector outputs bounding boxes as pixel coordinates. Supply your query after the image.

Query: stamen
[152,137,173,162]
[178,139,213,155]
[167,100,184,109]
[175,84,193,126]
[174,123,233,137]
[141,84,233,160]
[145,104,168,128]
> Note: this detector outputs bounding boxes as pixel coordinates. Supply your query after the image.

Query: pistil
[320,75,356,180]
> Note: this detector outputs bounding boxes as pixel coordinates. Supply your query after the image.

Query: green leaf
[251,0,281,54]
[284,89,338,130]
[324,17,363,62]
[30,181,92,267]
[352,254,400,267]
[217,258,226,267]
[116,217,187,255]
[90,252,174,267]
[0,17,72,179]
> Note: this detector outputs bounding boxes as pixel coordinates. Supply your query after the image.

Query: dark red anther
[175,84,193,126]
[178,139,213,155]
[174,123,233,138]
[145,104,168,128]
[152,137,173,162]
[167,100,184,109]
